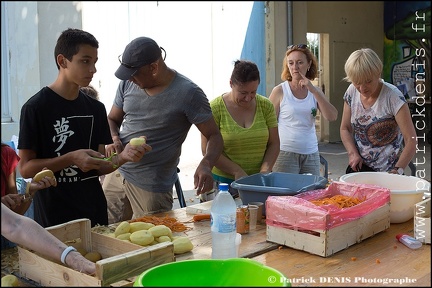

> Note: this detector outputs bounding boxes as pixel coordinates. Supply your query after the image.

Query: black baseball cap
[115,37,162,80]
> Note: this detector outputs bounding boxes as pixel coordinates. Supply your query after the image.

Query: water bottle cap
[395,234,404,240]
[219,183,229,191]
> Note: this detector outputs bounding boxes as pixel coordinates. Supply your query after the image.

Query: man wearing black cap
[103,36,223,223]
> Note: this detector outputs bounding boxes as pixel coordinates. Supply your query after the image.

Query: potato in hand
[33,169,55,182]
[130,137,146,146]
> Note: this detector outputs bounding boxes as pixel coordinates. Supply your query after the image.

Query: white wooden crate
[18,218,174,286]
[267,203,390,257]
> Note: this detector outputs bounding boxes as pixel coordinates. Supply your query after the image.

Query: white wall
[1,1,253,142]
[82,1,253,115]
[1,1,84,142]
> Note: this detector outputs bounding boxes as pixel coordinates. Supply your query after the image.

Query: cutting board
[185,201,213,215]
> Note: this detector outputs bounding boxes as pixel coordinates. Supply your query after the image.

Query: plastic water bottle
[396,234,422,249]
[211,183,237,259]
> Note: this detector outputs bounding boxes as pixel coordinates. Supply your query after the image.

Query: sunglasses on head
[287,44,308,50]
[118,54,142,69]
[117,47,167,70]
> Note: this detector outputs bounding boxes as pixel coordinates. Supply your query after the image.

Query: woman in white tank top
[269,44,338,175]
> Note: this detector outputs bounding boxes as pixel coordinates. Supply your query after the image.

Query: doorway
[308,32,330,142]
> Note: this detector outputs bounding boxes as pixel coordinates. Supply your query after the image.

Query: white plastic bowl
[339,172,430,223]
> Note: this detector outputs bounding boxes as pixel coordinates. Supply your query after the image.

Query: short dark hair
[230,60,260,86]
[54,28,99,69]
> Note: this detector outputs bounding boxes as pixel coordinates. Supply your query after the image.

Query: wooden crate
[414,198,431,244]
[267,203,390,257]
[18,218,174,286]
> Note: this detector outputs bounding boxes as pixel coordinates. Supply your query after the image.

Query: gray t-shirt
[114,72,212,192]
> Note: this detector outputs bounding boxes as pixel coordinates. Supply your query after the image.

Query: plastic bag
[266,181,390,230]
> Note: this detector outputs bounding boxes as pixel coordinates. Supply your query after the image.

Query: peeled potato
[172,237,194,254]
[84,251,102,262]
[130,137,146,146]
[1,275,19,287]
[33,169,54,182]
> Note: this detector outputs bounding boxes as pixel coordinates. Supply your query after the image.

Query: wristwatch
[394,167,404,175]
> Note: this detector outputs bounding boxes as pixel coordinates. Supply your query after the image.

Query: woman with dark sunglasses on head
[269,44,338,176]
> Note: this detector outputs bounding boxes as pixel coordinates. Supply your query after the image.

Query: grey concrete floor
[173,127,431,209]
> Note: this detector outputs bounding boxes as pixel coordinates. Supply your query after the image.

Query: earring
[307,67,310,72]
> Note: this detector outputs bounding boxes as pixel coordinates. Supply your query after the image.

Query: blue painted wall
[240,1,266,96]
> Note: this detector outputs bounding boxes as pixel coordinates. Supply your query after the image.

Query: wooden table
[252,220,430,287]
[117,206,431,288]
[2,204,430,287]
[142,204,430,287]
[162,205,278,261]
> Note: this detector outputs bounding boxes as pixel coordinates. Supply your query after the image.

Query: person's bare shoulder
[269,84,283,101]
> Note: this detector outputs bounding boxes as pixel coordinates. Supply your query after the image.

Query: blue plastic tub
[231,172,328,214]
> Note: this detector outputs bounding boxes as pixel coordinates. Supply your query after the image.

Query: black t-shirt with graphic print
[18,87,112,227]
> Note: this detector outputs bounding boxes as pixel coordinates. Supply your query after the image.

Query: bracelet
[61,246,77,264]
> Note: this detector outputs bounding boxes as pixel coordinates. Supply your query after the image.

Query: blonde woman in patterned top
[340,48,416,174]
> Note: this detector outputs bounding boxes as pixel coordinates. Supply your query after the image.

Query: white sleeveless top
[278,81,318,154]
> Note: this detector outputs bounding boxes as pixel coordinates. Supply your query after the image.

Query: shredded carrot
[129,215,191,232]
[310,195,365,208]
[193,214,211,222]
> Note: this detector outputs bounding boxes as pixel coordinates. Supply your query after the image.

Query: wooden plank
[45,218,92,251]
[97,242,174,286]
[92,232,144,257]
[18,241,174,287]
[18,246,101,286]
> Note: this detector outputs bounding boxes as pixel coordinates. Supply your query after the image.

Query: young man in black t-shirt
[18,28,151,227]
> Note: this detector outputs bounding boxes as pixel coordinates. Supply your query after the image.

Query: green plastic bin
[133,258,290,287]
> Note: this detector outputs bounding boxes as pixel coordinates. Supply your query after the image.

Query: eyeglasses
[118,55,142,69]
[287,44,308,50]
[117,47,167,75]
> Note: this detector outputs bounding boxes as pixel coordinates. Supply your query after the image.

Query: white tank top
[278,81,318,154]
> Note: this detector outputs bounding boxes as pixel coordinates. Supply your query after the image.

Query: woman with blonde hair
[340,48,416,174]
[269,44,337,175]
